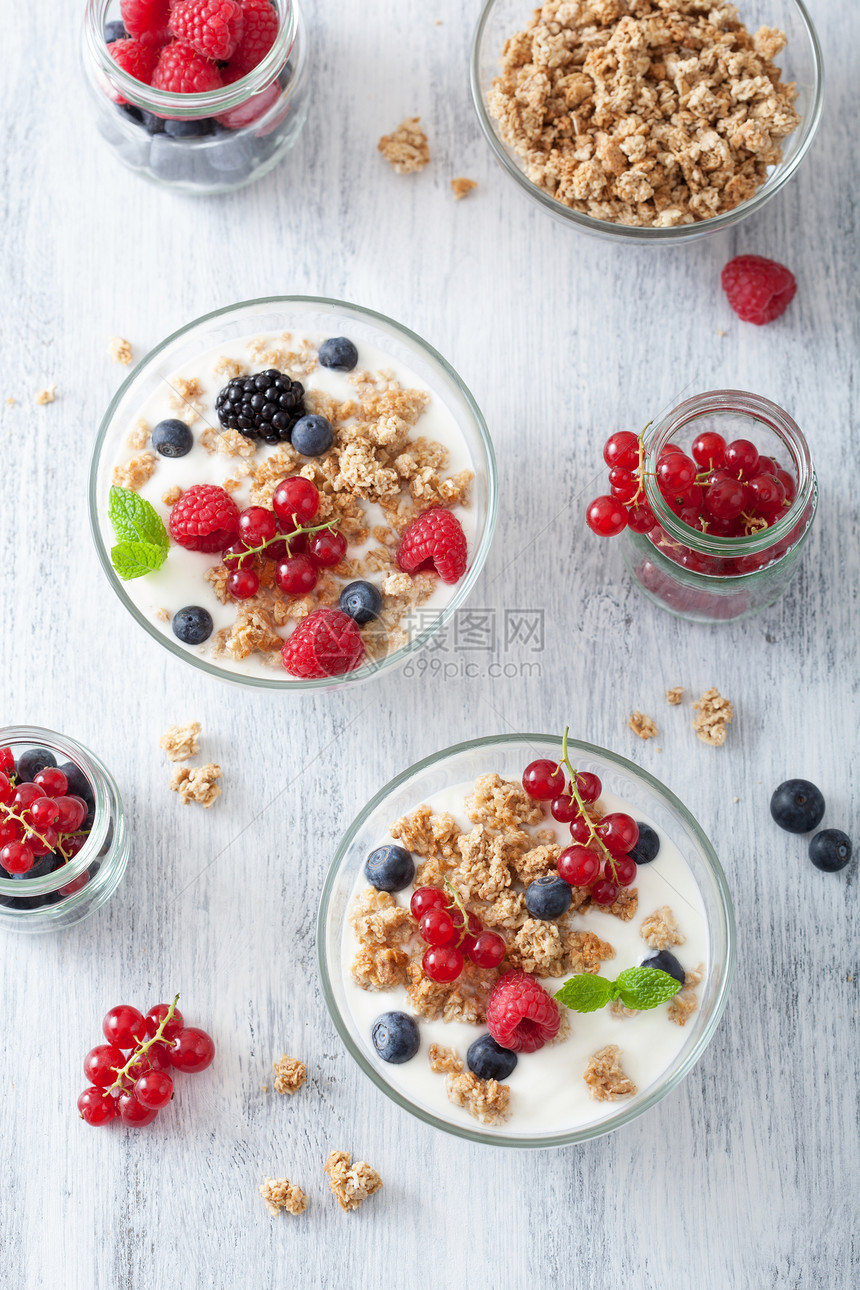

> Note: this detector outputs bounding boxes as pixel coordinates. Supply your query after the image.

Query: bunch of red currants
[410,885,507,984]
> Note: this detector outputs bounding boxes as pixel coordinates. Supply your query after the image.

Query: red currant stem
[233,515,338,564]
[56,830,91,861]
[630,421,652,507]
[442,877,472,946]
[557,727,619,884]
[106,994,180,1095]
[0,801,82,855]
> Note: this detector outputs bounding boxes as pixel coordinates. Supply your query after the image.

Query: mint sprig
[108,485,169,581]
[554,966,682,1014]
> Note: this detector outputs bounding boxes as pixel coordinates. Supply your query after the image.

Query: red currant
[78,1086,117,1126]
[33,767,68,797]
[704,478,745,520]
[468,931,506,969]
[0,818,22,846]
[0,841,34,874]
[272,477,319,525]
[59,870,90,897]
[422,945,463,983]
[550,793,577,823]
[28,796,60,828]
[603,431,639,470]
[12,783,45,812]
[0,771,11,805]
[597,813,639,854]
[307,529,347,567]
[591,878,619,905]
[61,835,87,861]
[410,887,448,919]
[775,468,795,503]
[691,431,726,470]
[609,854,637,886]
[170,1027,215,1074]
[574,771,602,803]
[145,1004,185,1042]
[557,845,600,886]
[226,567,260,600]
[28,826,58,858]
[657,453,696,494]
[522,759,565,800]
[102,1005,147,1050]
[84,1044,125,1087]
[658,442,684,460]
[724,439,760,479]
[276,554,318,596]
[133,1071,174,1110]
[237,506,277,546]
[608,467,639,504]
[746,474,785,513]
[569,816,592,845]
[586,495,627,537]
[223,540,253,568]
[54,796,87,832]
[627,502,656,534]
[420,907,456,947]
[117,1091,159,1126]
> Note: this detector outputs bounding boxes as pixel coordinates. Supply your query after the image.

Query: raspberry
[222,0,279,80]
[721,255,797,326]
[169,0,245,62]
[281,609,365,680]
[120,0,172,42]
[107,37,159,88]
[151,42,224,94]
[486,970,561,1054]
[169,485,240,553]
[397,508,468,584]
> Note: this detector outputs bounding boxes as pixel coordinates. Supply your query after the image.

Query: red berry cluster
[77,997,215,1128]
[410,884,506,983]
[0,759,89,879]
[522,741,639,906]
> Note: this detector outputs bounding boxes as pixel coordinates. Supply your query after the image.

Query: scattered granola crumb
[717,328,727,337]
[583,1044,637,1101]
[610,999,639,1020]
[36,385,57,406]
[693,687,734,747]
[733,796,740,804]
[6,397,16,406]
[629,711,658,740]
[591,886,638,922]
[112,452,157,491]
[451,177,478,200]
[324,1151,383,1213]
[259,1177,307,1217]
[668,962,705,1026]
[156,608,170,623]
[378,117,430,174]
[109,336,134,366]
[640,905,685,951]
[273,1054,306,1095]
[666,686,684,706]
[428,1044,464,1075]
[159,721,201,763]
[162,484,183,506]
[214,355,246,379]
[169,763,222,808]
[446,1071,512,1125]
[127,420,149,449]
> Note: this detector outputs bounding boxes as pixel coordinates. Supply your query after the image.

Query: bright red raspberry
[486,970,561,1054]
[721,255,797,325]
[169,0,244,62]
[169,485,240,553]
[282,609,365,680]
[222,0,279,80]
[107,37,159,88]
[120,0,172,42]
[397,508,468,584]
[151,42,224,94]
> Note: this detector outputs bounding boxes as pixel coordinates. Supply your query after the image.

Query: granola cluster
[583,1043,638,1100]
[259,1177,307,1216]
[324,1151,383,1213]
[169,763,222,808]
[378,117,430,173]
[668,960,705,1025]
[640,903,685,949]
[159,721,201,763]
[273,1054,306,1095]
[628,710,658,739]
[692,687,734,745]
[487,0,800,227]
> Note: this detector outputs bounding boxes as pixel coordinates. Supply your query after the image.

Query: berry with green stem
[78,1086,117,1126]
[133,1071,174,1110]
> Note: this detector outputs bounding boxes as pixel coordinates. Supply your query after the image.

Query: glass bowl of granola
[471,0,824,241]
[89,297,497,690]
[318,732,734,1148]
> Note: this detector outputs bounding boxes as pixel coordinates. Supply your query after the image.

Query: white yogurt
[342,781,709,1138]
[96,329,477,679]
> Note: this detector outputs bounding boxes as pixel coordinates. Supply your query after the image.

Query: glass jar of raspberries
[608,391,817,623]
[81,0,309,194]
[0,727,129,933]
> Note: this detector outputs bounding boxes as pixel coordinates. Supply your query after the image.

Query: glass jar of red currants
[621,391,817,623]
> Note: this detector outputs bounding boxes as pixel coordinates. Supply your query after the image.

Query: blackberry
[215,369,305,444]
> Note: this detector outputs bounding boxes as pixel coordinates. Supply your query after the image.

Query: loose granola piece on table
[273,1055,306,1095]
[259,1177,307,1216]
[465,772,545,830]
[451,177,478,200]
[324,1151,383,1213]
[169,763,222,808]
[584,1045,638,1101]
[629,711,658,740]
[108,336,133,366]
[428,1044,464,1076]
[640,905,686,950]
[666,686,684,706]
[158,721,201,763]
[693,688,734,746]
[446,1071,512,1126]
[36,384,57,405]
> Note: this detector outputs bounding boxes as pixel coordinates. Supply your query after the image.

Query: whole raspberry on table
[222,0,280,80]
[120,0,172,43]
[108,37,159,88]
[169,485,240,553]
[397,507,467,584]
[721,255,797,325]
[281,609,365,680]
[169,0,245,62]
[486,970,561,1054]
[151,41,224,94]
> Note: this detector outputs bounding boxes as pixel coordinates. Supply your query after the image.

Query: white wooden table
[2,1,857,1286]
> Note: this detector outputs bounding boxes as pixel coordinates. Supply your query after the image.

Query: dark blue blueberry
[466,1034,518,1082]
[141,111,165,135]
[152,418,193,458]
[104,21,127,43]
[630,822,660,865]
[118,103,145,126]
[97,822,115,858]
[525,874,572,920]
[770,779,825,833]
[339,580,382,625]
[57,761,94,806]
[23,852,66,882]
[364,844,414,892]
[164,117,215,139]
[809,829,853,873]
[149,134,212,184]
[207,126,256,176]
[17,748,56,782]
[291,414,334,457]
[371,1011,420,1064]
[641,950,685,987]
[172,606,214,645]
[318,337,359,372]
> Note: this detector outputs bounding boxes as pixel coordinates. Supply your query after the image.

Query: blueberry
[291,414,334,457]
[770,779,825,833]
[525,874,572,920]
[104,21,126,43]
[809,829,853,873]
[17,748,56,782]
[149,134,212,184]
[630,822,660,865]
[164,118,215,138]
[371,1011,420,1064]
[172,606,214,645]
[152,418,193,458]
[365,844,414,892]
[319,337,359,372]
[140,111,165,135]
[118,103,145,126]
[25,852,65,881]
[97,822,115,857]
[57,761,94,805]
[339,580,382,625]
[641,950,685,987]
[207,126,256,176]
[466,1034,518,1082]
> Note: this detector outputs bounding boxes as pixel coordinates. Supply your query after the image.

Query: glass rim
[88,294,498,692]
[469,0,825,242]
[316,731,736,1149]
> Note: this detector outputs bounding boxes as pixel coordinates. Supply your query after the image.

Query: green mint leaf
[110,540,167,581]
[108,486,168,554]
[554,974,614,1014]
[615,967,682,1011]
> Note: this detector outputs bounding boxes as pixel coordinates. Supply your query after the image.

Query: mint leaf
[615,967,682,1011]
[110,540,167,581]
[108,486,168,554]
[554,975,614,1013]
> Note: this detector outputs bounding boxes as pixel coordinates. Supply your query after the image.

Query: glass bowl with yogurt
[89,297,497,690]
[318,733,734,1148]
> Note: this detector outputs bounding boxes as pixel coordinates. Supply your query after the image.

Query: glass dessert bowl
[471,0,823,242]
[89,296,497,691]
[318,733,734,1148]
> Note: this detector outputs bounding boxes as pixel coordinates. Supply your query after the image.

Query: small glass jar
[622,391,817,623]
[0,727,129,933]
[81,0,309,194]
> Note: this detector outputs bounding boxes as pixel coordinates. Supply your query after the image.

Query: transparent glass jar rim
[317,731,736,1149]
[84,0,299,116]
[0,726,112,895]
[643,389,816,557]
